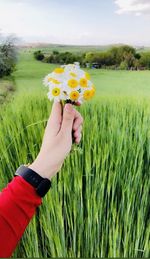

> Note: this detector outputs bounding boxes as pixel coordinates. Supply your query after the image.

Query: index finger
[73,109,84,131]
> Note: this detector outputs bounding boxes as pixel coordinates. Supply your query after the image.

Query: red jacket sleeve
[0,176,42,258]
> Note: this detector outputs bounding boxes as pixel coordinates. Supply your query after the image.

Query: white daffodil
[67,90,80,103]
[47,86,67,102]
[64,64,85,79]
[43,74,63,88]
[43,74,54,87]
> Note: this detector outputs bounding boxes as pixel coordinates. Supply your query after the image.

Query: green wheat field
[0,49,150,257]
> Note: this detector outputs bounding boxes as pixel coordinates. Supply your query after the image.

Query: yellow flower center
[85,72,90,80]
[79,78,88,88]
[70,91,80,101]
[83,90,92,100]
[70,72,77,78]
[68,79,78,88]
[54,68,64,74]
[52,88,61,96]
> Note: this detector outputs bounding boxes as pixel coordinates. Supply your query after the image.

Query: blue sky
[0,0,150,45]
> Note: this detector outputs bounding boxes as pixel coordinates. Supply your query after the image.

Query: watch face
[15,167,21,176]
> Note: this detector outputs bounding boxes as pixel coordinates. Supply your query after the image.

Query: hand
[29,102,83,180]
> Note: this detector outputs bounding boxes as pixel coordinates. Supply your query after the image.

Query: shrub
[139,52,150,69]
[34,50,45,61]
[33,46,149,71]
[119,61,129,70]
[43,51,83,65]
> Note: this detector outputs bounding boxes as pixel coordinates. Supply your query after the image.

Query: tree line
[34,45,150,70]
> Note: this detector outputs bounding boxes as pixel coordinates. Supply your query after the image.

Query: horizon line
[18,42,150,48]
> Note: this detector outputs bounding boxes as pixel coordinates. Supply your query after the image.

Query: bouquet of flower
[43,64,95,105]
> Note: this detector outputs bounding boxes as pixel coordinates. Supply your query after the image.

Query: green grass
[92,69,150,98]
[0,50,150,257]
[0,78,15,105]
[14,51,150,99]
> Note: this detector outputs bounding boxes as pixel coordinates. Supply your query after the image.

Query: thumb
[60,103,75,135]
[44,102,62,137]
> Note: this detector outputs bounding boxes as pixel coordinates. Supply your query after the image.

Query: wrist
[28,160,53,180]
[15,165,52,197]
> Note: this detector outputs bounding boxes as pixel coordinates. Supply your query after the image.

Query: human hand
[29,102,83,180]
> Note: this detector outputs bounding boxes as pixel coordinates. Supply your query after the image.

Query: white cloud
[115,0,150,15]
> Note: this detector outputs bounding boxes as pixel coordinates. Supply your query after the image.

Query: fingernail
[76,101,81,106]
[65,103,73,112]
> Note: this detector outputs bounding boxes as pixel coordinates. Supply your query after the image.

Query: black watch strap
[15,165,51,197]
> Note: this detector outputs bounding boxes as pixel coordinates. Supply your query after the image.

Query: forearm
[0,176,42,257]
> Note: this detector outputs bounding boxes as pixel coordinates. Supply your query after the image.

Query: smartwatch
[14,165,51,197]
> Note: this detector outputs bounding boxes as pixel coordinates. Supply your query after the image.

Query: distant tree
[44,54,55,63]
[52,50,59,55]
[119,61,128,70]
[95,52,114,66]
[133,59,140,70]
[109,45,136,67]
[108,47,121,65]
[134,53,141,60]
[124,52,136,68]
[84,52,95,64]
[44,51,83,65]
[34,45,147,71]
[0,36,18,77]
[139,52,150,69]
[34,50,45,61]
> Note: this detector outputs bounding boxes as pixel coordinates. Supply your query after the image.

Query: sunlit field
[0,50,149,257]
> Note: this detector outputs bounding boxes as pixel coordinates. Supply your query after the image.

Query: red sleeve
[0,176,42,258]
